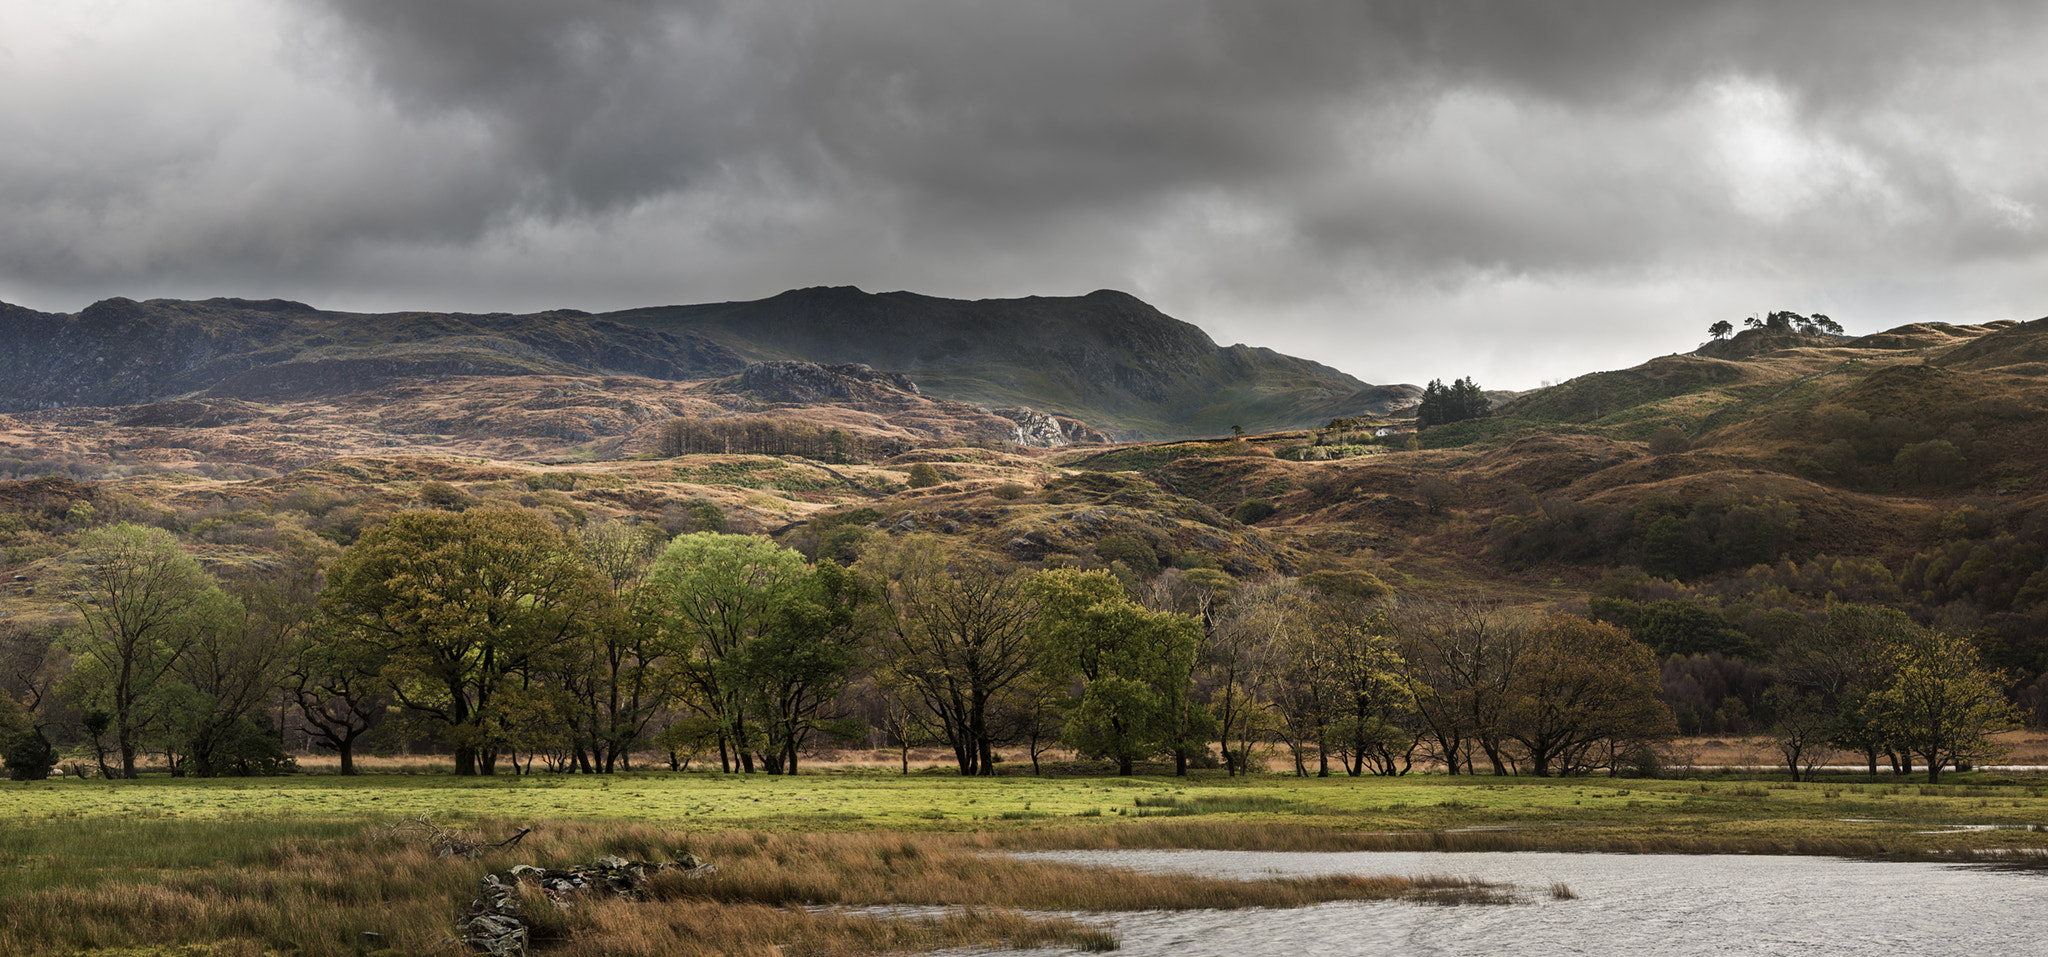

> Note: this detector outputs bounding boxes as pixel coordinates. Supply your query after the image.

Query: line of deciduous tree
[1,507,2021,784]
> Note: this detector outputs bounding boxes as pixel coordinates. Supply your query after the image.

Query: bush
[1095,534,1161,578]
[661,497,726,535]
[1,696,56,781]
[1895,439,1969,486]
[2,728,56,780]
[1647,425,1691,455]
[906,463,944,489]
[523,473,577,492]
[1299,569,1390,602]
[191,720,298,778]
[818,525,873,564]
[418,480,473,510]
[1233,499,1276,524]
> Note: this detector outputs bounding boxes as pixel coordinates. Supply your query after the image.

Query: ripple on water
[945,850,2047,957]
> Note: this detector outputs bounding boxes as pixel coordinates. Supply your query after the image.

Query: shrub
[818,525,873,564]
[1299,569,1389,602]
[661,497,726,535]
[418,480,473,510]
[523,472,577,492]
[1894,439,1969,486]
[1647,425,1691,455]
[1,696,57,781]
[1095,534,1162,578]
[1233,499,1276,524]
[906,463,944,489]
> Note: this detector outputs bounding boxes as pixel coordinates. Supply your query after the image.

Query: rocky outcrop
[730,361,920,404]
[992,407,1111,447]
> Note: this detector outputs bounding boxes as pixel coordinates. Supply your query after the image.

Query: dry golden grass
[0,817,1515,957]
[657,828,1507,912]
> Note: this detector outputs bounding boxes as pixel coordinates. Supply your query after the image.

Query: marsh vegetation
[4,768,2047,955]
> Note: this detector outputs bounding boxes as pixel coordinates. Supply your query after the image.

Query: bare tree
[1395,600,1535,775]
[864,535,1039,775]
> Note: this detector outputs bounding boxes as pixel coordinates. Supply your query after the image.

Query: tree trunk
[1481,740,1509,776]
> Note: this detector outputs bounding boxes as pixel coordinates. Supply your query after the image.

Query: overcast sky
[5,2,2046,390]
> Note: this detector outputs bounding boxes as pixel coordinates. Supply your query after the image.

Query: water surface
[973,849,2042,956]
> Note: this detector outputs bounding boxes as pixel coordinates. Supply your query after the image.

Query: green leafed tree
[742,558,872,774]
[1027,568,1202,775]
[1866,629,2020,783]
[644,532,813,773]
[61,523,240,778]
[320,507,608,775]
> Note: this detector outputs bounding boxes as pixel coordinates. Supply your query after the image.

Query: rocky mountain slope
[606,287,1414,438]
[0,289,1413,441]
[0,297,746,411]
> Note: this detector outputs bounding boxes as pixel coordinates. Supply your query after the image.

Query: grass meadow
[4,763,2047,956]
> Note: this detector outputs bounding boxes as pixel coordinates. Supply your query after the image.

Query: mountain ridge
[0,288,1411,440]
[605,286,1414,438]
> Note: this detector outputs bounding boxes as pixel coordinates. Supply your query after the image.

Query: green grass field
[10,767,2048,845]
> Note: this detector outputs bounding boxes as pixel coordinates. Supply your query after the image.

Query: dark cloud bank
[3,1,2044,388]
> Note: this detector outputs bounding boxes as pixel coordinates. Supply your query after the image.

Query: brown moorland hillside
[6,311,2048,736]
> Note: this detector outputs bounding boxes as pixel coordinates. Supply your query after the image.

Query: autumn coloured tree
[1501,615,1675,776]
[1866,629,2020,783]
[864,534,1040,776]
[320,507,609,775]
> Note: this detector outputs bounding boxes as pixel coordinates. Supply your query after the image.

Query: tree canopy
[1415,377,1489,429]
[319,507,610,775]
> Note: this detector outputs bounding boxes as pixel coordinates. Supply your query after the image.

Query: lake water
[963,849,2046,957]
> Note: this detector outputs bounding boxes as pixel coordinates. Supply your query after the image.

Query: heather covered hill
[0,288,1415,442]
[0,296,747,411]
[607,286,1415,439]
[7,304,2048,761]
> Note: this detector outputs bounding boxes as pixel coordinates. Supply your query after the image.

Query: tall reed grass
[965,819,1971,860]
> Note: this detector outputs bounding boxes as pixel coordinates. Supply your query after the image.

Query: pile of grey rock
[458,853,713,956]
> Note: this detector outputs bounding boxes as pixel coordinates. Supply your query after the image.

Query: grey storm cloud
[4,0,2047,388]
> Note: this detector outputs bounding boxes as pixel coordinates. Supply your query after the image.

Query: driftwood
[380,813,533,859]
